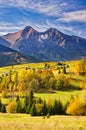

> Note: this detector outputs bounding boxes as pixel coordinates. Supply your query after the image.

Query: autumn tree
[75,59,86,75]
[29,78,39,92]
[12,71,18,91]
[79,81,86,90]
[1,90,7,98]
[36,103,43,116]
[40,69,55,89]
[7,101,17,113]
[55,79,63,90]
[55,75,70,90]
[66,96,85,115]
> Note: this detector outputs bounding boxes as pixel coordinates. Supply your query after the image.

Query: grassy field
[0,62,45,76]
[1,89,85,105]
[35,89,86,104]
[0,61,86,130]
[0,113,86,130]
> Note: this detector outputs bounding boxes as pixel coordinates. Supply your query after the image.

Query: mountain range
[0,26,86,66]
[0,36,37,66]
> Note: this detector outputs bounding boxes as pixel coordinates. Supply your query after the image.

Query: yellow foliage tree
[29,78,39,92]
[1,90,7,98]
[36,103,43,115]
[66,96,85,115]
[75,59,86,75]
[80,81,86,90]
[6,101,17,113]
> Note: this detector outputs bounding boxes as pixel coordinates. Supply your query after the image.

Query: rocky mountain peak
[21,26,38,39]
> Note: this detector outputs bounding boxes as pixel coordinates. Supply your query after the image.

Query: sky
[0,0,86,38]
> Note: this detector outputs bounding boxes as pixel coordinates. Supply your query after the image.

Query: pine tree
[53,99,58,115]
[26,104,31,114]
[28,90,34,112]
[16,100,22,113]
[37,97,43,104]
[29,90,33,103]
[53,99,63,115]
[42,100,47,116]
[23,96,29,113]
[57,100,63,114]
[0,98,2,112]
[30,103,37,116]
[47,105,53,115]
[16,96,20,102]
[23,90,34,113]
[1,104,6,113]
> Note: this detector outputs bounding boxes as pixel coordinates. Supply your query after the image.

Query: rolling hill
[0,44,36,66]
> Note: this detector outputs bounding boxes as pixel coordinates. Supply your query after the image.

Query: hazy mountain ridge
[0,44,36,66]
[2,26,86,61]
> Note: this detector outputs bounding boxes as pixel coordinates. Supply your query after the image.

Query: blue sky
[0,0,86,38]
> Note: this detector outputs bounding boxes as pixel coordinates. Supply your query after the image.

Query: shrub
[7,101,17,113]
[36,103,43,116]
[55,79,63,90]
[47,113,50,118]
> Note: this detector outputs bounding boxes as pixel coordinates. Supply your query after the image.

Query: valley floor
[0,113,86,130]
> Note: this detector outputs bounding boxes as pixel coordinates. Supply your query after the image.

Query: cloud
[0,21,30,35]
[44,19,86,38]
[0,0,68,16]
[0,0,86,38]
[0,19,86,39]
[58,10,86,23]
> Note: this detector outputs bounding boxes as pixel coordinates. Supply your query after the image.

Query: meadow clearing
[0,113,86,130]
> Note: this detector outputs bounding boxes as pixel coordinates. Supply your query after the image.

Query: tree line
[0,90,86,116]
[0,68,71,97]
